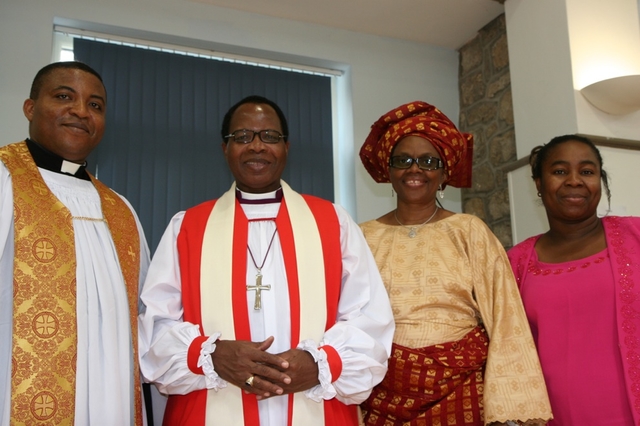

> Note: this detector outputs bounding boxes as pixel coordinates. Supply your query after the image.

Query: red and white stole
[172,181,356,426]
[204,181,327,425]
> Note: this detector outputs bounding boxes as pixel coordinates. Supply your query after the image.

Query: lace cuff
[297,339,336,402]
[196,332,227,390]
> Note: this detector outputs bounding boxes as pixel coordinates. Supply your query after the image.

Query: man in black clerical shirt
[0,61,157,425]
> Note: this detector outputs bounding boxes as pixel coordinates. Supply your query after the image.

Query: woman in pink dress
[508,134,640,425]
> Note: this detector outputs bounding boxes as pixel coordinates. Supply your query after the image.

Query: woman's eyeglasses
[389,156,444,171]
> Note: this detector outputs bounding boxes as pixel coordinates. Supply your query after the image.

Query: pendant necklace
[394,207,438,238]
[246,220,278,310]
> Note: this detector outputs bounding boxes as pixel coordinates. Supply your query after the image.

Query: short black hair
[529,134,611,207]
[220,95,289,143]
[30,61,105,100]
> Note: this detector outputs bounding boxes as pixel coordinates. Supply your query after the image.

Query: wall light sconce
[580,74,640,115]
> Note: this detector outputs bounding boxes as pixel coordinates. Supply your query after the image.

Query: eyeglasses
[389,156,444,171]
[224,129,286,144]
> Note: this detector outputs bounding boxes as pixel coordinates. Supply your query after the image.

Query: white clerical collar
[236,188,283,204]
[26,138,90,180]
[61,160,83,175]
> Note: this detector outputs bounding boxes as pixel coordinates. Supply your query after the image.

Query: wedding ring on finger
[245,375,255,387]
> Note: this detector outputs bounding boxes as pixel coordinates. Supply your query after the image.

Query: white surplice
[139,188,394,426]
[0,164,151,426]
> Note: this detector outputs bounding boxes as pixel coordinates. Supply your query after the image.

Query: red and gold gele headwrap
[359,101,473,188]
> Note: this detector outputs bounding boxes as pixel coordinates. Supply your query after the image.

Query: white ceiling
[191,0,505,49]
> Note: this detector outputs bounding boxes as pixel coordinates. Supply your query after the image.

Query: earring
[537,192,541,197]
[438,184,445,199]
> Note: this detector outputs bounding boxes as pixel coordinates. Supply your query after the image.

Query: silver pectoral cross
[246,271,271,310]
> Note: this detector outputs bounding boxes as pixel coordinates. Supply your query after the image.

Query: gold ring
[245,375,255,387]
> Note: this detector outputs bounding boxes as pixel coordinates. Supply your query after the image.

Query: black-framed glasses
[389,156,444,171]
[224,129,286,144]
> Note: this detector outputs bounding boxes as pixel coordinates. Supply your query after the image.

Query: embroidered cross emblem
[127,245,136,260]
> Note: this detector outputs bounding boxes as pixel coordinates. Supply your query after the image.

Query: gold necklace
[394,207,438,238]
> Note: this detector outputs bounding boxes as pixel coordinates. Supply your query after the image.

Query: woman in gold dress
[358,101,552,426]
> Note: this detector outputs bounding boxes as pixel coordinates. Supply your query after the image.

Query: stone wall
[458,14,515,248]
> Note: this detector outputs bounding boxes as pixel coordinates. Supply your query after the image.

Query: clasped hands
[211,336,320,399]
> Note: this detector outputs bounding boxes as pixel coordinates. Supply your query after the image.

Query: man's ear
[23,98,35,122]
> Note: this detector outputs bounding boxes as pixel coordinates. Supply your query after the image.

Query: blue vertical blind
[73,38,334,253]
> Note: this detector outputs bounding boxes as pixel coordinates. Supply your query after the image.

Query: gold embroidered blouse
[360,213,552,424]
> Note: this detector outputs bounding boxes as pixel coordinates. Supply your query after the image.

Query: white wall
[505,0,640,158]
[567,0,640,140]
[504,0,579,158]
[0,0,462,222]
[508,165,547,245]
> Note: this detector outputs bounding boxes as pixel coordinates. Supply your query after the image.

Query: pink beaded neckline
[528,248,609,276]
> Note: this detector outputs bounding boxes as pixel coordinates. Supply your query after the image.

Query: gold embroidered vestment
[0,141,142,426]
